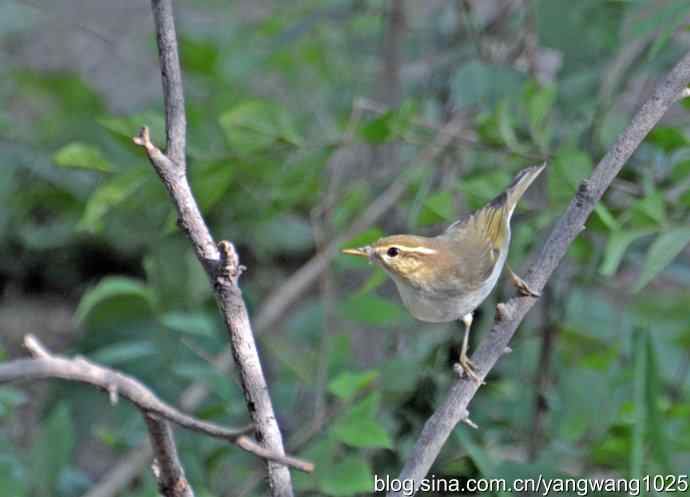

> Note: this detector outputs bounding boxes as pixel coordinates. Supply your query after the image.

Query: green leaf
[524,82,556,138]
[645,126,688,152]
[218,99,302,154]
[0,388,28,417]
[634,227,690,292]
[417,190,454,225]
[90,341,158,365]
[340,294,406,326]
[631,329,646,479]
[358,112,394,144]
[593,203,620,232]
[670,158,690,182]
[356,268,388,295]
[343,228,383,249]
[294,437,337,493]
[160,311,217,337]
[332,182,371,229]
[630,192,667,228]
[318,456,373,497]
[180,36,219,75]
[524,82,556,151]
[98,111,166,146]
[0,448,28,497]
[328,370,379,401]
[643,2,690,61]
[78,168,148,233]
[600,229,655,276]
[76,276,154,325]
[253,215,314,255]
[644,332,672,472]
[633,228,690,292]
[332,417,392,449]
[331,393,392,449]
[548,147,593,204]
[53,142,112,172]
[190,162,234,212]
[451,61,524,108]
[455,430,511,497]
[30,403,74,497]
[496,99,526,154]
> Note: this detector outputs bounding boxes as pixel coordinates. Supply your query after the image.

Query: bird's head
[341,234,442,286]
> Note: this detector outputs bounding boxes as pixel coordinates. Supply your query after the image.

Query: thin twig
[387,49,690,497]
[0,335,313,472]
[152,0,186,166]
[145,416,194,497]
[24,335,194,497]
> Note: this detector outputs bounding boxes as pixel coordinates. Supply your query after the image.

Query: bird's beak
[341,246,371,258]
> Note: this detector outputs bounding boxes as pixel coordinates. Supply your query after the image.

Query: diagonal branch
[135,1,296,495]
[23,335,195,497]
[0,335,314,473]
[388,50,690,497]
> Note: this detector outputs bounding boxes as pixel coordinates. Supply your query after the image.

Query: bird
[341,163,545,382]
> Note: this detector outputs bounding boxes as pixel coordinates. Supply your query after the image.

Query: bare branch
[145,416,194,497]
[27,332,192,496]
[134,2,298,495]
[134,126,217,266]
[151,0,187,166]
[388,50,690,497]
[1,335,314,473]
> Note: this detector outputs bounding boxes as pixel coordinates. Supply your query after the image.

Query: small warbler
[342,163,545,382]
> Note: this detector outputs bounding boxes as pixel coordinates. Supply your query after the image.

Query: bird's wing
[446,202,509,250]
[443,204,509,287]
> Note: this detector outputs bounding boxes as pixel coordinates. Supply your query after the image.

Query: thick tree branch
[388,50,690,497]
[135,2,297,495]
[0,335,313,473]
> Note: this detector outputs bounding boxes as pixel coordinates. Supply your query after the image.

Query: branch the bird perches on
[387,50,690,497]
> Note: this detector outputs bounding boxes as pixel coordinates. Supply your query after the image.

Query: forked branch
[134,1,296,496]
[0,335,314,473]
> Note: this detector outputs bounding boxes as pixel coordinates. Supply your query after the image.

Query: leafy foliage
[1,1,690,496]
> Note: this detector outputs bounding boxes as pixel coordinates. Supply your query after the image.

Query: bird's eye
[387,247,399,257]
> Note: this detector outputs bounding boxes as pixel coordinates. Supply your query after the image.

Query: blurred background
[2,1,690,496]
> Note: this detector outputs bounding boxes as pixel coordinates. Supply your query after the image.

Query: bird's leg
[507,264,540,298]
[455,312,481,383]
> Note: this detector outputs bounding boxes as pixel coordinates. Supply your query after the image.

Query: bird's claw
[510,271,540,298]
[454,356,484,384]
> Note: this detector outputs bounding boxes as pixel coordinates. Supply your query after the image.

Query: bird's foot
[510,270,540,298]
[453,355,483,384]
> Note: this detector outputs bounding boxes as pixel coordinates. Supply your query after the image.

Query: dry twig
[0,335,314,473]
[132,1,299,496]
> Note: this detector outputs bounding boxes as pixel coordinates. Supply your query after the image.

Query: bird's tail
[503,162,546,217]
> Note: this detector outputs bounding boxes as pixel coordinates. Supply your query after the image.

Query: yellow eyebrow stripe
[380,245,437,255]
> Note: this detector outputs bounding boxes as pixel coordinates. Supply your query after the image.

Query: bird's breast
[391,245,508,323]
